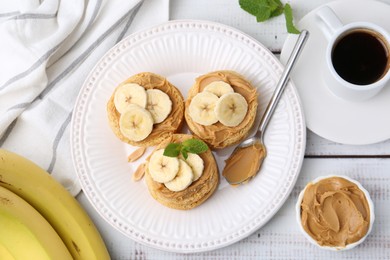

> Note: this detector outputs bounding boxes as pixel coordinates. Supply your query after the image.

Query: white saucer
[280,0,390,145]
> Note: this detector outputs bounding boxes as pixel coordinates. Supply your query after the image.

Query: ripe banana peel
[0,242,15,260]
[0,186,72,260]
[0,149,110,260]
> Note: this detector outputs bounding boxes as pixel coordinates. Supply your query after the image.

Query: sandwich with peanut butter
[144,134,219,210]
[107,72,185,147]
[185,70,258,149]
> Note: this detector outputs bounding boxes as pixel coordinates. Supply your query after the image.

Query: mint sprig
[239,0,300,34]
[283,3,300,34]
[163,139,208,159]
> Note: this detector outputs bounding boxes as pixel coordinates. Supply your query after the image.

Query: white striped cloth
[0,0,169,196]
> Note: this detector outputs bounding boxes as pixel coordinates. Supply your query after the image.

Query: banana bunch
[148,149,204,191]
[114,83,172,141]
[0,186,72,260]
[189,81,248,127]
[0,149,110,260]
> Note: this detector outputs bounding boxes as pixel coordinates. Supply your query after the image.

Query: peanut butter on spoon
[222,142,265,184]
[223,30,309,185]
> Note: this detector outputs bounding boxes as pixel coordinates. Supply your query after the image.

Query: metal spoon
[223,30,309,185]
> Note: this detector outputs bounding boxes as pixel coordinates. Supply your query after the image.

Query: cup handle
[316,6,343,40]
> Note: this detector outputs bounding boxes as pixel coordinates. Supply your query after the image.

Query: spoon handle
[256,30,309,138]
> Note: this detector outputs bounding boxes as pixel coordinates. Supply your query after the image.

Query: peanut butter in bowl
[296,175,375,251]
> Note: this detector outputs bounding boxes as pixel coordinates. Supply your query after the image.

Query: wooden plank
[170,0,289,51]
[306,130,390,157]
[170,0,390,53]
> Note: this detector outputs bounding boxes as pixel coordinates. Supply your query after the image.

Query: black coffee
[332,29,389,85]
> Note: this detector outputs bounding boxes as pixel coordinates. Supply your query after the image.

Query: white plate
[280,0,390,145]
[71,20,305,253]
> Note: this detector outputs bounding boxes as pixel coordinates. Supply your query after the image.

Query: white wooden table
[76,1,390,258]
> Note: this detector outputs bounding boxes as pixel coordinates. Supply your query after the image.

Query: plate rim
[70,19,306,253]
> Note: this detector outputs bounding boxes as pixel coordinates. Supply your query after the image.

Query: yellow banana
[0,242,15,260]
[0,186,72,260]
[0,149,110,260]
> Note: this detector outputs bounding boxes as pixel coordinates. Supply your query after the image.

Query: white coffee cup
[316,6,390,101]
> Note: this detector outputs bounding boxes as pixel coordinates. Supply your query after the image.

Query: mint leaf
[163,138,209,159]
[163,143,181,157]
[256,5,271,22]
[240,0,282,21]
[182,139,208,154]
[266,0,283,18]
[239,0,274,22]
[239,0,263,16]
[239,0,300,34]
[270,5,284,18]
[284,3,300,34]
[268,0,282,12]
[181,149,188,160]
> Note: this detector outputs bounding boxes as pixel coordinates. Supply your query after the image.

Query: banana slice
[203,81,234,97]
[188,92,219,126]
[148,149,180,183]
[183,153,204,182]
[119,105,154,141]
[215,92,248,127]
[146,89,172,124]
[114,83,147,113]
[164,159,194,192]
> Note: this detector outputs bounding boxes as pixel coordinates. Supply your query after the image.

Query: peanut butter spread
[107,72,184,147]
[300,177,370,247]
[185,71,258,149]
[120,73,182,140]
[222,143,265,184]
[145,134,218,208]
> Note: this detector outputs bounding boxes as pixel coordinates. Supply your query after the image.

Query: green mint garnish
[182,139,209,154]
[181,149,189,160]
[163,143,181,157]
[284,4,300,34]
[163,138,208,159]
[239,0,300,34]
